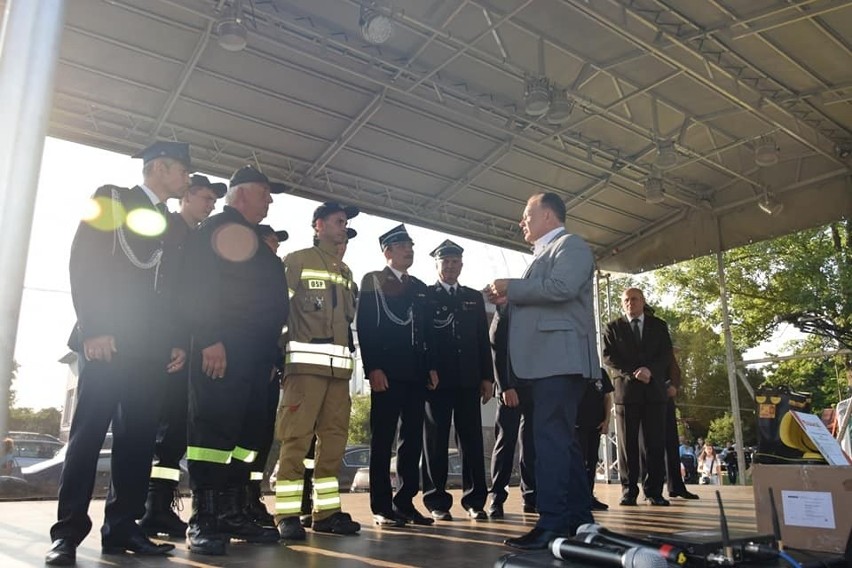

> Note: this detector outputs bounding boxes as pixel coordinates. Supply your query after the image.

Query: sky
[12,138,533,410]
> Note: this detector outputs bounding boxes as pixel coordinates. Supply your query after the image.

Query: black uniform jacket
[601,314,673,404]
[356,267,433,383]
[179,206,289,360]
[68,185,178,361]
[429,283,494,389]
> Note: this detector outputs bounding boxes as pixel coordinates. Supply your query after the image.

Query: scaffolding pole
[0,0,67,436]
[715,220,747,485]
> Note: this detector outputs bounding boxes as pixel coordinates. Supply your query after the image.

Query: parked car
[6,432,64,469]
[350,449,466,492]
[21,445,113,499]
[269,444,371,494]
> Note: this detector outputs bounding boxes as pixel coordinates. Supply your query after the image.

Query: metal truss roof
[20,0,852,271]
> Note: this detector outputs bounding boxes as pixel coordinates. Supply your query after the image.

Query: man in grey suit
[486,192,601,550]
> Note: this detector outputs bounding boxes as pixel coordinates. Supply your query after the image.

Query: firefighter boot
[138,480,188,538]
[218,485,280,543]
[244,481,276,528]
[187,490,227,556]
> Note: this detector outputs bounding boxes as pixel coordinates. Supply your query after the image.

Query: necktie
[400,274,409,285]
[631,318,642,342]
[448,286,455,297]
[156,202,168,215]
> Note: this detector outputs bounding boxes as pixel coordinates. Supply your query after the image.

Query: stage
[0,484,762,567]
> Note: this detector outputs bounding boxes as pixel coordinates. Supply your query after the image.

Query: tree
[7,359,18,410]
[8,407,62,437]
[653,221,851,410]
[348,394,370,445]
[707,413,735,446]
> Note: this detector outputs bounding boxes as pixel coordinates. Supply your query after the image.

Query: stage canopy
[23,0,852,272]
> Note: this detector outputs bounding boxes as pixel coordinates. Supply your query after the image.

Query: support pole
[715,220,747,485]
[0,0,67,436]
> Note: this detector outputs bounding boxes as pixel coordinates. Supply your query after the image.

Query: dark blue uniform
[356,267,432,517]
[53,185,181,547]
[422,283,493,515]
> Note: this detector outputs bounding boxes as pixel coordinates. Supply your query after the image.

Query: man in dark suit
[140,174,226,538]
[46,141,192,566]
[356,224,438,527]
[663,352,699,500]
[486,192,600,550]
[421,240,494,521]
[486,305,536,519]
[602,288,673,507]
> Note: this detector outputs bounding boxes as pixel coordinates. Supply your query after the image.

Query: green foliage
[348,394,371,445]
[7,359,18,410]
[8,407,61,437]
[759,334,847,411]
[707,413,735,446]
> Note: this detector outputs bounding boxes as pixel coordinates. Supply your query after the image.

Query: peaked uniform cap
[257,224,289,242]
[132,141,191,168]
[312,202,360,225]
[429,239,464,258]
[189,174,227,198]
[379,224,413,250]
[346,228,357,240]
[229,165,288,194]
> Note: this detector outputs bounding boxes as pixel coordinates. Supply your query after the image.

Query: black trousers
[369,381,426,514]
[151,369,187,483]
[51,352,165,545]
[488,384,535,508]
[421,386,487,512]
[576,422,602,496]
[251,372,280,484]
[615,401,667,499]
[663,398,688,495]
[187,342,276,491]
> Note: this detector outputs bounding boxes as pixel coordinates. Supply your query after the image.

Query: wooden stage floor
[0,483,759,567]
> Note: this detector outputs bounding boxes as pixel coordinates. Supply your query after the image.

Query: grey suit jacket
[505,230,601,381]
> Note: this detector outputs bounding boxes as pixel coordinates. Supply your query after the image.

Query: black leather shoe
[647,496,671,506]
[394,506,435,525]
[591,498,609,511]
[467,508,487,520]
[45,539,76,566]
[670,489,700,500]
[431,509,453,521]
[619,496,637,506]
[522,504,538,514]
[504,527,560,550]
[277,517,306,540]
[312,512,361,535]
[102,533,175,555]
[487,503,504,519]
[372,510,406,527]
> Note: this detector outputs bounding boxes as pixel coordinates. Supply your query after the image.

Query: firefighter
[274,202,362,539]
[179,165,289,556]
[139,174,226,538]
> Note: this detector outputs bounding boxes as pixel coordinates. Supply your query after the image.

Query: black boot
[138,480,188,538]
[187,489,227,556]
[244,481,275,528]
[218,485,280,543]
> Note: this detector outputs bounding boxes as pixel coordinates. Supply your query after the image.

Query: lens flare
[83,197,126,232]
[126,208,167,237]
[212,223,258,263]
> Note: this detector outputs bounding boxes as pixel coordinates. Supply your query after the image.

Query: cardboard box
[752,464,852,554]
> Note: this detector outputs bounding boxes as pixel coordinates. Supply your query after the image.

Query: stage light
[644,174,664,204]
[546,89,574,124]
[754,136,779,167]
[360,3,393,44]
[217,0,247,52]
[524,76,551,116]
[654,139,678,170]
[758,193,783,216]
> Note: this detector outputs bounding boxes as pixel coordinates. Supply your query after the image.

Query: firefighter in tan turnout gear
[275,202,361,539]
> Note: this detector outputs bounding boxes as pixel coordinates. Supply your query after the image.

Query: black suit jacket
[601,314,673,404]
[429,283,494,389]
[489,304,518,393]
[68,185,178,361]
[356,267,433,383]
